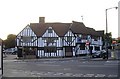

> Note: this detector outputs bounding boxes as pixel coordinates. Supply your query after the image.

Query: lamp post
[105,7,118,59]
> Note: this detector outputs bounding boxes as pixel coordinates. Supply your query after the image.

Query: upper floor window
[48,27,53,33]
[67,37,72,42]
[21,36,33,43]
[77,37,81,42]
[82,35,87,39]
[79,34,82,38]
[43,37,58,46]
[87,35,91,40]
[93,37,98,41]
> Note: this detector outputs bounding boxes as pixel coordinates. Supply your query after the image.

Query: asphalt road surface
[3,55,120,78]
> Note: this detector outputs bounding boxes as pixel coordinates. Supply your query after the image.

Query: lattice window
[21,36,33,43]
[67,37,72,42]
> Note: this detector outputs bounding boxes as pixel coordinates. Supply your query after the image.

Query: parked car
[101,50,107,59]
[3,48,17,55]
[92,51,102,58]
[92,50,106,58]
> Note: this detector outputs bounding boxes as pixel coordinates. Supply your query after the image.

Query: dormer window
[48,27,53,33]
[79,34,82,38]
[67,36,72,42]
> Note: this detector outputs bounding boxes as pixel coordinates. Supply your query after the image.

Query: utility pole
[105,7,118,59]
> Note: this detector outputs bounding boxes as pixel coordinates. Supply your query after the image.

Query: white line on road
[6,69,117,77]
[72,74,83,77]
[37,64,60,66]
[63,73,73,76]
[83,74,94,77]
[95,74,106,77]
[108,75,118,77]
[63,68,71,70]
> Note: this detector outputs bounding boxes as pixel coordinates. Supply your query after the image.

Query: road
[3,55,120,78]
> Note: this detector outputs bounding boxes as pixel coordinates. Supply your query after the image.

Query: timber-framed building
[16,17,104,58]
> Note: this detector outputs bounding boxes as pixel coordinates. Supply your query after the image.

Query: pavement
[3,54,119,62]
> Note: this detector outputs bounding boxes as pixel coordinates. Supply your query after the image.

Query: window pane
[48,29,53,33]
[67,37,72,42]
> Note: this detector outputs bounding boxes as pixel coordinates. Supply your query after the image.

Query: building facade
[16,17,104,58]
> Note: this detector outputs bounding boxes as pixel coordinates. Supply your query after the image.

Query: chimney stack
[39,17,45,23]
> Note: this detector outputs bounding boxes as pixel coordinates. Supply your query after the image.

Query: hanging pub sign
[86,41,90,45]
[112,41,117,44]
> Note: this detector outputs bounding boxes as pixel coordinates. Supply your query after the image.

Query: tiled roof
[71,21,89,35]
[29,21,104,37]
[30,23,71,37]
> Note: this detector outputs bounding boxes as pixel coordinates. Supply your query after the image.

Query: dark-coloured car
[101,50,107,59]
[92,51,102,58]
[92,50,106,58]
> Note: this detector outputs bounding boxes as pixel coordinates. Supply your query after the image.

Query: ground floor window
[23,47,36,55]
[44,47,57,53]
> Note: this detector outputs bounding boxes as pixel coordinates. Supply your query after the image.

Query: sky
[0,0,119,40]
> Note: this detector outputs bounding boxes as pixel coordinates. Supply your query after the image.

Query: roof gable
[30,23,71,37]
[42,27,59,37]
[17,25,36,37]
[65,30,74,37]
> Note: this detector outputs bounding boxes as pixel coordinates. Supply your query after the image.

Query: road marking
[106,61,119,63]
[106,61,111,62]
[64,73,73,76]
[37,72,44,75]
[47,72,55,75]
[53,72,64,76]
[82,62,86,63]
[83,74,94,77]
[95,74,106,77]
[8,69,112,77]
[63,68,71,70]
[43,61,55,63]
[72,74,83,77]
[108,75,118,77]
[37,64,60,66]
[105,61,119,66]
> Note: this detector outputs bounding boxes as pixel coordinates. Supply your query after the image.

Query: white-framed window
[21,36,34,43]
[67,36,72,42]
[48,27,53,33]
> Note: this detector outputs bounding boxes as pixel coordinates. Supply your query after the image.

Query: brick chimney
[39,17,45,23]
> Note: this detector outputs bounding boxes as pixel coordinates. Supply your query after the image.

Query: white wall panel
[42,28,58,37]
[17,25,37,47]
[65,30,74,37]
[38,50,44,57]
[38,38,44,47]
[63,30,76,46]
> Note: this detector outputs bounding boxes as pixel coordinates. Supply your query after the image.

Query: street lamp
[105,6,118,59]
